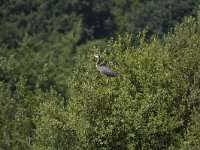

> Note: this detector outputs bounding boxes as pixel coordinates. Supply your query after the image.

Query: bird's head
[94,54,101,59]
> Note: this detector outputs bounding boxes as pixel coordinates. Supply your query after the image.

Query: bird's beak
[94,54,98,58]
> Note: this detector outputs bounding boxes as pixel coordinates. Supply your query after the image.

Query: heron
[94,54,118,77]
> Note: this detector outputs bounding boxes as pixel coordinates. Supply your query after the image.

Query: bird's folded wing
[99,66,118,77]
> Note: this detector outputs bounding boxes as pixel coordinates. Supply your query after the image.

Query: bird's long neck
[96,57,101,65]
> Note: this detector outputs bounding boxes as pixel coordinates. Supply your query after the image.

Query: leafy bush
[33,12,200,149]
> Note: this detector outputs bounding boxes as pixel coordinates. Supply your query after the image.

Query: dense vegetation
[0,0,200,149]
[1,0,199,49]
[33,15,200,149]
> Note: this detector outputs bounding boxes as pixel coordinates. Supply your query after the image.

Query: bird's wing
[99,65,118,77]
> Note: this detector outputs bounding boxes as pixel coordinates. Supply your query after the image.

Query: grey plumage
[94,54,118,77]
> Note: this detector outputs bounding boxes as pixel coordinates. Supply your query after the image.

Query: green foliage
[0,56,36,149]
[0,0,200,149]
[127,0,200,37]
[32,91,89,150]
[0,0,199,51]
[0,39,68,149]
[34,13,200,149]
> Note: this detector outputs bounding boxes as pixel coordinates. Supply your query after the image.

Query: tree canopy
[0,0,200,149]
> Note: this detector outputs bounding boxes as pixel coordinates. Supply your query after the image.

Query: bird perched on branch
[94,54,118,77]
